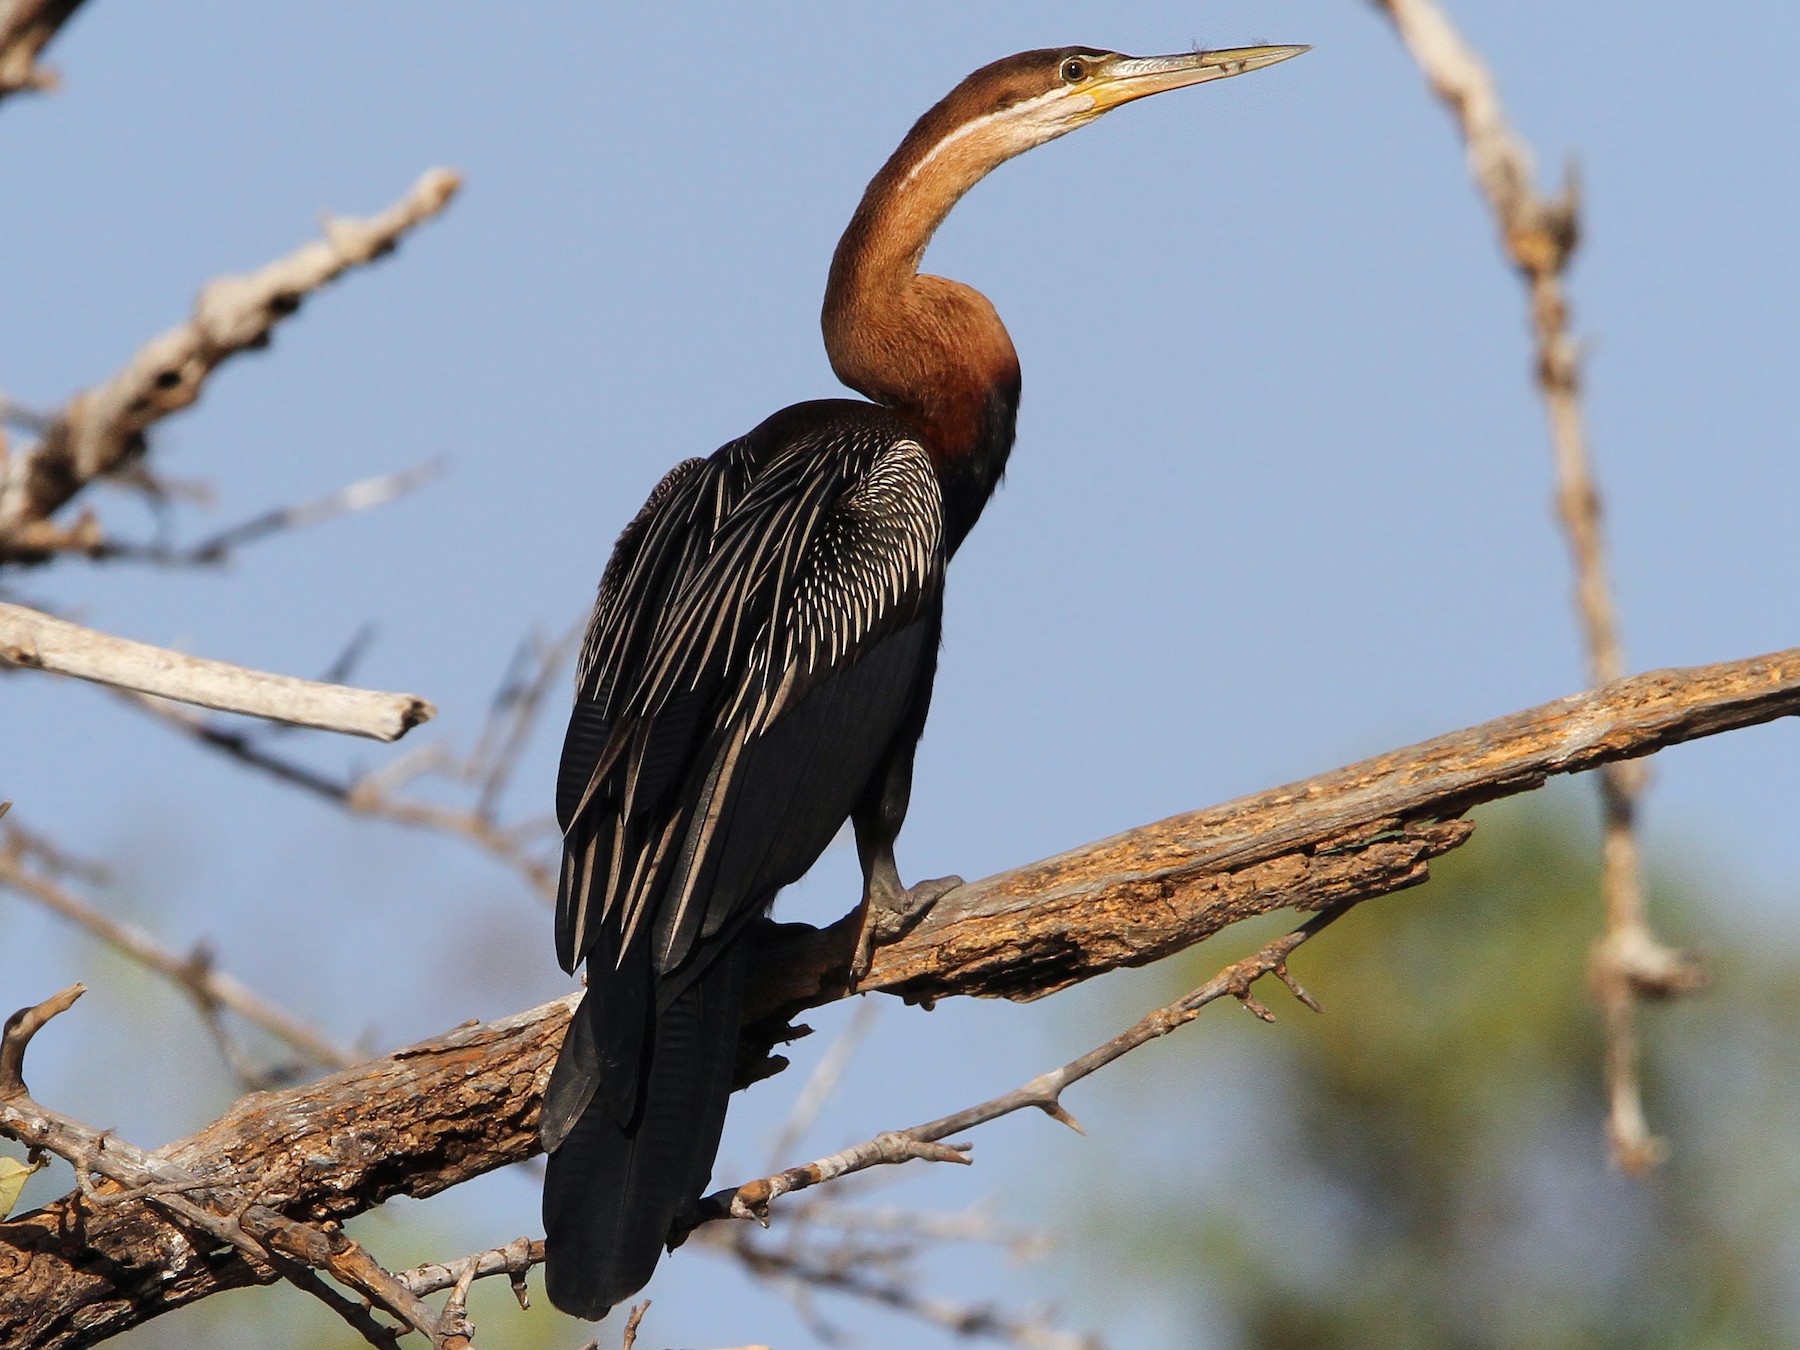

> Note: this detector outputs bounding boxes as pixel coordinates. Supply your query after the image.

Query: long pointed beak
[1092,45,1310,112]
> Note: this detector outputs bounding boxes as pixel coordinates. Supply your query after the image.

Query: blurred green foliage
[1085,799,1800,1350]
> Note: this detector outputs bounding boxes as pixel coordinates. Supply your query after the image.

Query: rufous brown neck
[822,92,1023,482]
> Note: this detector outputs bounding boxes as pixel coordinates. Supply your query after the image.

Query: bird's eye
[1061,58,1088,83]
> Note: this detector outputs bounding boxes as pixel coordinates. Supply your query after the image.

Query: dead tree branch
[69,459,445,567]
[4,646,1797,1347]
[0,988,470,1348]
[705,1197,1067,1343]
[691,909,1339,1230]
[0,0,86,101]
[1369,0,1703,1172]
[0,602,435,740]
[119,635,567,901]
[399,1237,542,1305]
[0,168,460,557]
[728,1238,1097,1350]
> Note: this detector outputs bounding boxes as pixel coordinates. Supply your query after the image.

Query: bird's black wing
[549,410,945,1124]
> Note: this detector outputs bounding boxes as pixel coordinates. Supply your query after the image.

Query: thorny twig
[1370,0,1706,1173]
[685,906,1345,1231]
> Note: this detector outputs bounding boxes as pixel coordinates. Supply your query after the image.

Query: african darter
[541,41,1307,1319]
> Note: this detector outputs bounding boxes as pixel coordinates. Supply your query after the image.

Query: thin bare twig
[0,0,86,101]
[121,647,564,901]
[119,687,365,795]
[732,1238,1097,1350]
[0,392,53,432]
[74,459,446,567]
[703,1194,1073,1347]
[688,907,1341,1231]
[393,1169,1070,1346]
[620,1302,650,1350]
[0,812,107,886]
[345,744,559,900]
[470,624,583,821]
[1369,0,1706,1173]
[399,1237,541,1307]
[769,1200,1050,1261]
[763,999,881,1171]
[0,827,359,1080]
[0,601,435,740]
[0,168,460,553]
[0,981,83,1095]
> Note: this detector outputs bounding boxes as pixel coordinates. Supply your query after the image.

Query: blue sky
[3,4,1798,1346]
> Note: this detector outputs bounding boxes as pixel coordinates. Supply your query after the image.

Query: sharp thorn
[1042,1101,1087,1135]
[1238,991,1276,1023]
[1276,962,1324,1013]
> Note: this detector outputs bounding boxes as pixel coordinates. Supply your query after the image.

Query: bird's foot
[849,874,963,990]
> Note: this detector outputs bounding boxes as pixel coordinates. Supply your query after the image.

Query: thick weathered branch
[0,992,565,1349]
[0,0,86,101]
[0,602,434,740]
[0,989,463,1348]
[4,646,1798,1347]
[777,647,1800,1010]
[0,168,459,553]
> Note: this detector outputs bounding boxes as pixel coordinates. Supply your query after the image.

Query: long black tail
[541,939,749,1320]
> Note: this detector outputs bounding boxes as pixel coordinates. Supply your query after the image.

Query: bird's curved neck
[823,103,1022,543]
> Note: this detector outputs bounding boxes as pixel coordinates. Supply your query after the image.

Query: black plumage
[542,401,978,1319]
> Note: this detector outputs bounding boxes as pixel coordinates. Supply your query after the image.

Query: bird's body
[542,42,1306,1320]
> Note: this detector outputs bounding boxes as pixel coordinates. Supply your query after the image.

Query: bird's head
[909,44,1310,176]
[827,41,1308,461]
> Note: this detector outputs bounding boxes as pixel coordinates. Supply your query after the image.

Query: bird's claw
[849,874,962,990]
